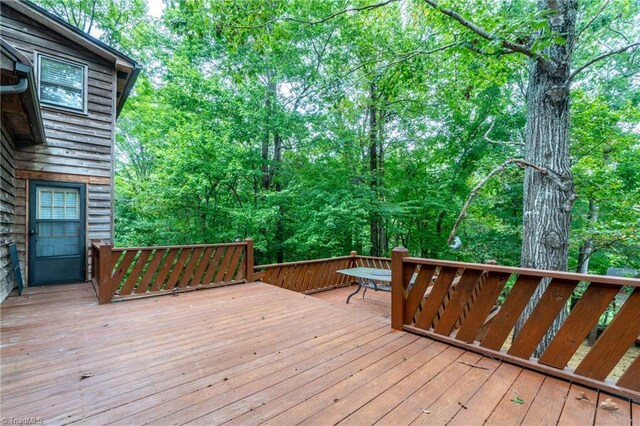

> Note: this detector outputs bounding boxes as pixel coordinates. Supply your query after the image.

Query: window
[37,187,80,221]
[36,187,81,239]
[37,54,87,112]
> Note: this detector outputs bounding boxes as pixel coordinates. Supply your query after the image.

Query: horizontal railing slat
[110,241,247,253]
[404,257,640,287]
[254,255,354,270]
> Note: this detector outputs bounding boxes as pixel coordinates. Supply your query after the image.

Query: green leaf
[511,396,525,405]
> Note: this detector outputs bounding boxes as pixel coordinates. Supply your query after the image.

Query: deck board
[0,282,635,425]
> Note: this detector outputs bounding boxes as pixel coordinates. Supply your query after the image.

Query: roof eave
[116,63,141,117]
[1,39,46,145]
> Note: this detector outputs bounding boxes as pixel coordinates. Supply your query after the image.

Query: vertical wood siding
[1,4,118,284]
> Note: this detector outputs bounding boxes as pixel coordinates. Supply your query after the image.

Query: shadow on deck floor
[1,282,637,425]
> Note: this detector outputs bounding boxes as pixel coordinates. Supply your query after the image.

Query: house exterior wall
[1,119,17,300]
[1,4,117,288]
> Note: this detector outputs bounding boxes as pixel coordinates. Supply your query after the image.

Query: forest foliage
[36,0,640,272]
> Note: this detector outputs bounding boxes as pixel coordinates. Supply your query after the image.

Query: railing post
[348,251,359,286]
[391,246,409,330]
[98,243,113,305]
[350,251,358,268]
[245,238,254,283]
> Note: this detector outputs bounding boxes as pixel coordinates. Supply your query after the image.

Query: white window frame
[35,52,88,114]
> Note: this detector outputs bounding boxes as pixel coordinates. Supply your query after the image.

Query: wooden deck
[1,282,637,425]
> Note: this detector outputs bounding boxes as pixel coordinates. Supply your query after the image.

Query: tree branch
[575,238,622,271]
[575,0,609,42]
[447,158,548,244]
[484,118,524,147]
[231,0,399,29]
[294,0,400,25]
[422,0,555,71]
[86,0,97,34]
[365,43,461,77]
[568,41,640,82]
[462,41,518,57]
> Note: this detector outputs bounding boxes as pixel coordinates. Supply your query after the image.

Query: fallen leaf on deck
[511,396,524,405]
[80,373,93,380]
[575,392,591,402]
[599,398,619,411]
[422,409,431,414]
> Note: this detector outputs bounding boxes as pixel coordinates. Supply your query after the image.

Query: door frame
[28,180,87,286]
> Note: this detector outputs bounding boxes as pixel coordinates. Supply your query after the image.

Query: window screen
[38,55,86,111]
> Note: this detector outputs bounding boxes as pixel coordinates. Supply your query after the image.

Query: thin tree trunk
[515,0,578,357]
[262,80,275,191]
[274,133,284,263]
[369,82,381,256]
[578,199,600,345]
[378,110,387,254]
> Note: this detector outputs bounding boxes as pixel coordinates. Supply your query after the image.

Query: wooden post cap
[392,246,409,254]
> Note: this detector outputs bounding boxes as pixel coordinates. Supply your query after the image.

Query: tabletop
[337,267,392,282]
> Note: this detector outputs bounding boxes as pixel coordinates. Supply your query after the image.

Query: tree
[37,0,638,293]
[418,0,638,353]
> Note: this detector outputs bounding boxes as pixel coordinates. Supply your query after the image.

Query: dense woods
[37,0,640,274]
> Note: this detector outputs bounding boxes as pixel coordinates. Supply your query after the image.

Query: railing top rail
[356,255,391,261]
[255,255,354,270]
[404,257,640,287]
[110,241,247,253]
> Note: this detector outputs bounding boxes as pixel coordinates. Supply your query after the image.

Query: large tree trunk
[515,0,578,356]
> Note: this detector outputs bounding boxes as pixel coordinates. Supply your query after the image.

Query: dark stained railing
[91,239,639,399]
[91,239,254,304]
[390,247,640,400]
[255,252,392,294]
[255,254,354,294]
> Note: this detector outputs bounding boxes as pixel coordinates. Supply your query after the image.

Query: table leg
[346,279,363,304]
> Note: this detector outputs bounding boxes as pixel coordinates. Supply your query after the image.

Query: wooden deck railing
[255,253,358,294]
[255,252,392,294]
[91,239,254,304]
[390,247,640,400]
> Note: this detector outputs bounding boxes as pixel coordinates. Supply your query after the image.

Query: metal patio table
[337,267,393,304]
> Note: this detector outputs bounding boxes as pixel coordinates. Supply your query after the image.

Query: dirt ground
[568,340,639,381]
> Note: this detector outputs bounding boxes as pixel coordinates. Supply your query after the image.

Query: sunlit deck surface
[1,282,637,425]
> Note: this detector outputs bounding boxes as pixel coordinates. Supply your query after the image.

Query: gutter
[116,63,141,117]
[0,78,28,94]
[0,39,46,144]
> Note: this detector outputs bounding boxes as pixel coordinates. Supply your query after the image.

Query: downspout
[0,77,28,94]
